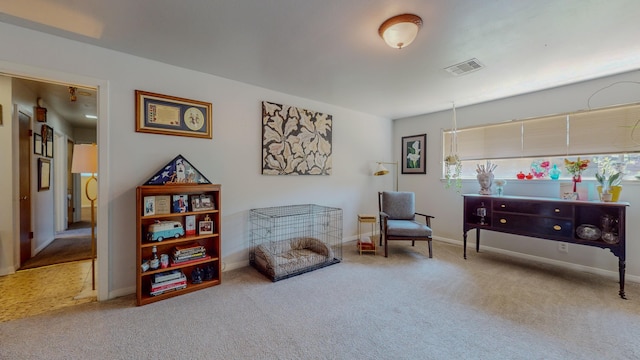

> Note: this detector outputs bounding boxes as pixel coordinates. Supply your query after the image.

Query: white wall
[394,70,640,281]
[0,22,392,298]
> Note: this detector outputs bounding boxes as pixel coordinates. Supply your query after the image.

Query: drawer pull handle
[555,208,560,213]
[501,204,506,208]
[500,219,507,224]
[553,225,561,231]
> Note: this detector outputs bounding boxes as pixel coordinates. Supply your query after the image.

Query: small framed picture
[38,158,51,191]
[190,195,202,211]
[34,133,43,155]
[155,195,171,214]
[199,215,213,235]
[172,194,189,213]
[199,194,215,211]
[191,194,215,211]
[185,215,196,235]
[143,196,155,216]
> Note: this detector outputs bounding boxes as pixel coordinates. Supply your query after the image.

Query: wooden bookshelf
[136,184,221,305]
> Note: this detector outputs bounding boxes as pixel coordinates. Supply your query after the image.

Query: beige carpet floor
[1,240,639,359]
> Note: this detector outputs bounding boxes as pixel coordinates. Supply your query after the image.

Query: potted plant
[444,154,462,192]
[444,103,463,192]
[595,170,622,202]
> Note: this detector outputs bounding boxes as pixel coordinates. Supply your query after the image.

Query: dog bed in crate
[253,237,338,281]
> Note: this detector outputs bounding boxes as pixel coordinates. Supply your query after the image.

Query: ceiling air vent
[444,58,484,76]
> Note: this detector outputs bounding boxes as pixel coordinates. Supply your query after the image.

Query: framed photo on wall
[38,158,51,191]
[135,90,212,139]
[34,133,43,155]
[401,134,426,174]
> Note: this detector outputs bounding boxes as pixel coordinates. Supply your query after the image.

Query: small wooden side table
[357,214,377,255]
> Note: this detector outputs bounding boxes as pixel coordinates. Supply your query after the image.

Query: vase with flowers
[595,170,622,202]
[564,157,590,195]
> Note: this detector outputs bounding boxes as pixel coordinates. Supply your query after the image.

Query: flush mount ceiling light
[69,86,77,102]
[378,13,423,49]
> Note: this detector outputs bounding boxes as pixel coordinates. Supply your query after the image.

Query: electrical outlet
[558,242,569,253]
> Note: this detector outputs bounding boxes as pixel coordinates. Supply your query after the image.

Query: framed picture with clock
[135,90,212,139]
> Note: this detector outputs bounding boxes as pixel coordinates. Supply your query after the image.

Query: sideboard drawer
[493,213,574,239]
[493,200,573,218]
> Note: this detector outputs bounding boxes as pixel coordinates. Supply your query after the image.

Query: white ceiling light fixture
[378,14,423,49]
[69,86,77,102]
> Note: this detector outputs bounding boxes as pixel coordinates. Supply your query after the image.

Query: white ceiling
[2,0,640,121]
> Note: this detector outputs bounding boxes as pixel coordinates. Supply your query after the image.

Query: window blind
[443,102,640,161]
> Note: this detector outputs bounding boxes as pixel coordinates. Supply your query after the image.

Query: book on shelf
[151,279,187,293]
[174,243,205,255]
[152,270,184,284]
[173,252,206,261]
[151,273,187,291]
[170,255,211,267]
[173,247,206,257]
[150,283,187,296]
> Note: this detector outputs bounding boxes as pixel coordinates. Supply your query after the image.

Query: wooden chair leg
[428,239,433,258]
[385,237,388,257]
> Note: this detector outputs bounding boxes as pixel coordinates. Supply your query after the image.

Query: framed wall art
[401,134,426,174]
[38,158,51,191]
[34,133,43,155]
[262,101,333,175]
[41,124,54,158]
[135,90,212,139]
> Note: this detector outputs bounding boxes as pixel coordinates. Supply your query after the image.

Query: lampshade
[378,14,423,49]
[373,163,390,176]
[71,143,98,174]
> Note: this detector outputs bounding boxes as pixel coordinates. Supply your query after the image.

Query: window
[443,102,640,180]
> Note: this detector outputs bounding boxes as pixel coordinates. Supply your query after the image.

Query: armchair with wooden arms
[378,191,434,258]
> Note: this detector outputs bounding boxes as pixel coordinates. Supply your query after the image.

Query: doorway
[9,75,99,313]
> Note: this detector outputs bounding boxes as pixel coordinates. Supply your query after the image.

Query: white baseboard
[434,235,640,284]
[109,286,135,300]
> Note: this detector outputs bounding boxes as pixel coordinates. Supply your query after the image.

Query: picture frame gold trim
[34,133,43,155]
[135,90,212,139]
[38,158,51,191]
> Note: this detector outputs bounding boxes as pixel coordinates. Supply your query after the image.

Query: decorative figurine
[476,161,496,195]
[494,179,506,196]
[549,164,561,180]
[191,267,203,284]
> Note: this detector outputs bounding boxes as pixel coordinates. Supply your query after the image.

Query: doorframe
[2,60,110,301]
[54,131,66,232]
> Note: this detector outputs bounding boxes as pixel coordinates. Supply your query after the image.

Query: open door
[18,110,32,266]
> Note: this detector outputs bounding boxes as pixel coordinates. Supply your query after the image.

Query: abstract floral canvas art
[262,101,333,175]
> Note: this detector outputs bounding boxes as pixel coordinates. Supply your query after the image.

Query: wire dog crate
[250,204,343,281]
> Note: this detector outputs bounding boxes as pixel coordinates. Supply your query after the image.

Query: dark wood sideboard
[462,194,630,298]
